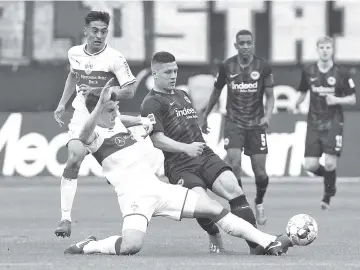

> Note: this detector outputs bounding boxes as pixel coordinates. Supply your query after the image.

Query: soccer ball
[286,214,318,246]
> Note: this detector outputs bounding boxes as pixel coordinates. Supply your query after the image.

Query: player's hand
[201,115,210,134]
[140,117,153,138]
[54,104,65,127]
[78,84,93,96]
[259,116,270,129]
[99,78,115,105]
[325,94,339,106]
[185,142,206,157]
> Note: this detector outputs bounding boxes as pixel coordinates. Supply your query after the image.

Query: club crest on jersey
[114,137,125,147]
[85,61,93,75]
[250,71,260,80]
[327,76,336,86]
[184,96,191,103]
[177,178,184,186]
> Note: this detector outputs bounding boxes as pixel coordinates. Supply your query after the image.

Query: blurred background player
[141,52,261,254]
[202,30,275,225]
[295,36,356,209]
[53,11,137,237]
[65,80,292,256]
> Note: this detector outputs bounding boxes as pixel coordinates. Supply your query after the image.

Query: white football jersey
[85,118,146,177]
[68,44,136,114]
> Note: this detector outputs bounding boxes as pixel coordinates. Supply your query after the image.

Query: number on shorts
[261,134,266,147]
[335,135,343,148]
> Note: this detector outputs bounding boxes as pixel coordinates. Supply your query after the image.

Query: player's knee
[227,149,241,168]
[212,171,244,200]
[324,158,337,171]
[120,235,144,255]
[120,242,142,255]
[303,158,320,172]
[67,140,87,168]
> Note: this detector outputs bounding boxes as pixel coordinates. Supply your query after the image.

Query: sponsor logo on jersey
[131,202,139,211]
[114,133,136,147]
[174,107,197,119]
[311,85,335,96]
[250,71,260,80]
[147,113,156,124]
[327,76,336,86]
[230,81,258,92]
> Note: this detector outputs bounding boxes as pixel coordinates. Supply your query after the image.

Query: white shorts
[109,163,199,233]
[67,109,89,140]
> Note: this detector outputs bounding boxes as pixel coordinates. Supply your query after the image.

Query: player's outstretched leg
[250,154,269,225]
[187,191,293,256]
[55,139,87,238]
[64,215,146,255]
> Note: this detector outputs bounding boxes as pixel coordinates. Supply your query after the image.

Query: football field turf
[1,176,360,270]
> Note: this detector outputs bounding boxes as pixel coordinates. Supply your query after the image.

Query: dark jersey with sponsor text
[140,89,207,170]
[214,55,274,129]
[298,63,356,130]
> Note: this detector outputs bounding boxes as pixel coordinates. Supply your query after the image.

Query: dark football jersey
[140,89,206,167]
[214,55,274,129]
[298,63,356,130]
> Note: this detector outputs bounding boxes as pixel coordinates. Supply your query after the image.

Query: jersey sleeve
[109,52,136,87]
[67,47,76,74]
[263,61,274,88]
[84,132,104,154]
[341,69,356,95]
[214,62,227,89]
[140,97,165,134]
[298,69,310,93]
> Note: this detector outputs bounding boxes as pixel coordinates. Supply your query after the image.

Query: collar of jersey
[151,89,175,95]
[83,44,107,56]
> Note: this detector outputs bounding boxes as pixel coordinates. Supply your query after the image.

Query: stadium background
[1,0,360,177]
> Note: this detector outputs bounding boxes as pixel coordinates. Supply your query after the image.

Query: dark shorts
[224,121,268,156]
[304,122,343,157]
[166,148,232,190]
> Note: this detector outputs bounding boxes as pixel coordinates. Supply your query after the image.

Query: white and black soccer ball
[286,214,318,246]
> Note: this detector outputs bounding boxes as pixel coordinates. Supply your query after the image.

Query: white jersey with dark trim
[85,118,145,177]
[68,44,136,114]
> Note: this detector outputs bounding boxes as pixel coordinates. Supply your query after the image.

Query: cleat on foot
[208,233,225,253]
[64,235,96,255]
[55,220,72,238]
[264,235,293,256]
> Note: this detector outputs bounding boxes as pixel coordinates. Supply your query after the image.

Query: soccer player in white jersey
[63,78,293,256]
[53,11,137,237]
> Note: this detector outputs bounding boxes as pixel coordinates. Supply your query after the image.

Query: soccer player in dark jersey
[202,30,274,225]
[141,51,263,254]
[295,36,356,210]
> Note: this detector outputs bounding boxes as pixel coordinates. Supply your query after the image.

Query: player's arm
[263,65,275,121]
[296,69,309,108]
[110,56,137,100]
[58,71,77,107]
[203,63,227,118]
[150,132,192,153]
[325,71,356,106]
[79,79,114,144]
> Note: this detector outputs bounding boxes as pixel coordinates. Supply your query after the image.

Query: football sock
[229,195,258,248]
[313,165,325,177]
[196,218,220,235]
[83,236,122,255]
[214,210,276,249]
[60,177,77,221]
[255,176,269,205]
[324,169,336,197]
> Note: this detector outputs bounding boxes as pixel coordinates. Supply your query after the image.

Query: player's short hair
[316,36,334,47]
[236,29,253,40]
[85,11,110,26]
[85,89,116,113]
[151,51,176,66]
